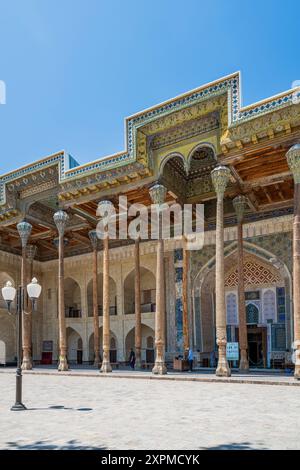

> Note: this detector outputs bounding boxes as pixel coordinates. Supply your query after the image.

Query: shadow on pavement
[202,442,267,450]
[5,439,106,450]
[26,405,93,412]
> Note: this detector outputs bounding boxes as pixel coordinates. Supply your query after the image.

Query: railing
[98,305,117,316]
[125,303,156,314]
[141,302,156,313]
[65,307,82,318]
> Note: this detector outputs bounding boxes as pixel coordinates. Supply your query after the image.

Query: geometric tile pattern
[225,259,281,288]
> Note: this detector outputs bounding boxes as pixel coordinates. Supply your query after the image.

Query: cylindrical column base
[94,352,101,368]
[216,339,231,377]
[135,348,142,369]
[152,342,167,375]
[58,348,68,371]
[21,348,32,370]
[101,350,112,373]
[239,349,249,373]
[294,344,300,379]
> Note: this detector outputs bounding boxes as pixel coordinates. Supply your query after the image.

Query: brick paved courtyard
[0,371,299,450]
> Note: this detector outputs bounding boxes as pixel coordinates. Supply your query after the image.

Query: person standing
[188,348,194,372]
[129,349,136,370]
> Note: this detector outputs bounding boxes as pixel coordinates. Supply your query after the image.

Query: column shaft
[58,234,68,371]
[21,247,31,369]
[215,195,231,376]
[293,183,300,378]
[101,235,112,373]
[237,220,249,371]
[93,247,100,367]
[182,239,190,356]
[152,228,167,374]
[135,239,142,368]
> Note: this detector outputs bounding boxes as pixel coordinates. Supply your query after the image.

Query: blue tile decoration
[174,249,184,351]
[271,323,286,351]
[277,287,286,323]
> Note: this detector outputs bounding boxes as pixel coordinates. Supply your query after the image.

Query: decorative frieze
[1,72,299,207]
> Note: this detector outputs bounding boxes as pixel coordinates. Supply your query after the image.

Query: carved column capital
[211,165,231,196]
[17,221,32,248]
[53,210,69,236]
[286,143,300,184]
[89,230,99,250]
[149,184,167,205]
[233,195,248,223]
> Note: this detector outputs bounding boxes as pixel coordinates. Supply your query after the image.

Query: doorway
[77,350,83,364]
[247,326,267,367]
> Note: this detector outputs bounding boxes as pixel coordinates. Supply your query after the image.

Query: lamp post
[1,278,42,411]
[16,221,32,370]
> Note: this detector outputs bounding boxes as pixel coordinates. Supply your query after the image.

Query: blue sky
[0,0,299,173]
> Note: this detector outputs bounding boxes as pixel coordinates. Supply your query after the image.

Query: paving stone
[0,372,299,450]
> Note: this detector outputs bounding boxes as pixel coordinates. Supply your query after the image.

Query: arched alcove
[125,324,155,363]
[159,145,216,202]
[64,278,82,318]
[66,327,83,364]
[89,328,118,363]
[192,242,290,367]
[87,274,117,317]
[123,267,156,314]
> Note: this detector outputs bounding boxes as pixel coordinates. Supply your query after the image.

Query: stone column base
[100,360,112,373]
[216,348,231,376]
[216,362,231,377]
[58,356,68,371]
[239,350,249,373]
[294,364,300,380]
[94,351,101,368]
[21,359,32,370]
[135,358,142,369]
[152,361,167,375]
[216,342,231,377]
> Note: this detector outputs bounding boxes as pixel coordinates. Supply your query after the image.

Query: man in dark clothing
[129,349,136,369]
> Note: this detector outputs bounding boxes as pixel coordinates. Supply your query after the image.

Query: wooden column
[25,245,37,368]
[89,230,100,367]
[286,144,300,380]
[182,237,190,357]
[233,195,249,372]
[150,183,167,375]
[135,238,142,369]
[53,210,69,371]
[101,232,112,373]
[211,166,231,377]
[17,221,32,371]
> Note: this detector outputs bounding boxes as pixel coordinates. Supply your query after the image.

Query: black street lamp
[1,278,42,411]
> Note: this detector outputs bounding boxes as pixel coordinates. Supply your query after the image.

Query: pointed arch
[125,324,155,363]
[64,277,82,318]
[123,267,156,314]
[192,241,292,355]
[87,273,117,317]
[187,142,216,172]
[159,152,187,177]
[66,326,83,364]
[88,328,118,363]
